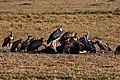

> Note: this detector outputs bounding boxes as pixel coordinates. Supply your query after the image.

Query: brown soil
[0,0,120,79]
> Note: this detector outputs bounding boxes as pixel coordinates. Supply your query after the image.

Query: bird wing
[59,33,68,42]
[2,37,10,47]
[47,30,61,44]
[28,40,42,51]
[20,41,29,50]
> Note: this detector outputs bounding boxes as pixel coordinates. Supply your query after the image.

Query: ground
[0,0,120,79]
[0,52,120,79]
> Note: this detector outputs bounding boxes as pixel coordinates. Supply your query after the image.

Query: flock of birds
[1,26,120,54]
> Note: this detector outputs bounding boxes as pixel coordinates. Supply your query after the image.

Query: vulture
[19,36,32,52]
[58,37,80,54]
[59,31,77,44]
[114,45,120,54]
[27,38,44,52]
[10,39,22,52]
[95,39,111,52]
[79,34,96,53]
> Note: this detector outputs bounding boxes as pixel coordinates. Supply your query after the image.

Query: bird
[2,31,14,48]
[84,31,91,42]
[27,38,44,53]
[79,33,96,53]
[114,45,120,55]
[10,39,22,52]
[60,37,80,54]
[95,39,111,53]
[47,26,63,52]
[19,35,32,52]
[59,31,77,44]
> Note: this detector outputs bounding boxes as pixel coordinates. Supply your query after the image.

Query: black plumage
[2,32,13,47]
[60,38,74,53]
[79,36,96,53]
[19,36,32,51]
[10,39,22,52]
[114,45,120,54]
[58,37,80,54]
[59,32,77,44]
[47,27,63,44]
[27,38,44,52]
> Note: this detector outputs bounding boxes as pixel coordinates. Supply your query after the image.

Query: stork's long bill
[59,28,63,32]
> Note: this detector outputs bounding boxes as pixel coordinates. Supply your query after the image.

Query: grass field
[0,0,120,79]
[0,52,120,79]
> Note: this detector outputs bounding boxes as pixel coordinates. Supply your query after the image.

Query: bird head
[40,38,44,42]
[19,39,22,43]
[28,35,32,38]
[57,25,63,32]
[28,35,32,39]
[9,31,13,37]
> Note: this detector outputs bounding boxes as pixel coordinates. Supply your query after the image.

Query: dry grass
[0,52,120,79]
[0,12,120,48]
[0,0,120,79]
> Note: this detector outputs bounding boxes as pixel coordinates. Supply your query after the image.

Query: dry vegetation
[0,0,120,79]
[0,52,120,80]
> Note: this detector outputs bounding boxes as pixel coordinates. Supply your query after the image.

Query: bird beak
[59,27,63,32]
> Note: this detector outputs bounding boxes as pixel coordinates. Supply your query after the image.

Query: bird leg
[52,40,57,52]
[7,42,12,49]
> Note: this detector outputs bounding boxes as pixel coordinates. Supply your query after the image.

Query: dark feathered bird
[47,27,63,44]
[59,37,80,54]
[95,39,111,52]
[27,38,44,52]
[114,45,120,54]
[79,36,96,53]
[19,36,32,52]
[59,32,77,44]
[47,26,63,52]
[10,39,22,52]
[2,32,13,47]
[60,38,74,53]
